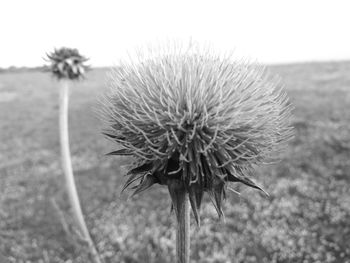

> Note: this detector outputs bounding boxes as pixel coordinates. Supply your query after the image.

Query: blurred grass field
[1,61,350,263]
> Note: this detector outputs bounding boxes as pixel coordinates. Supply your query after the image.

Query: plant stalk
[59,81,102,263]
[175,190,190,263]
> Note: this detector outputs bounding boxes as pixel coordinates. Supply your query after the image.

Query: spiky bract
[46,47,88,80]
[101,45,293,225]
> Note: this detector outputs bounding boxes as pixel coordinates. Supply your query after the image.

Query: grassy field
[1,61,350,263]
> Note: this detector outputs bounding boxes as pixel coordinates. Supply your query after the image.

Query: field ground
[0,61,350,263]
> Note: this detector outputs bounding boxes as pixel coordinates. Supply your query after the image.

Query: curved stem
[59,81,102,263]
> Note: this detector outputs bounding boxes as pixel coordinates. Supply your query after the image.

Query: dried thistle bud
[46,47,89,80]
[101,44,293,225]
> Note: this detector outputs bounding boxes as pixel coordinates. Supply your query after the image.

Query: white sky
[1,0,349,67]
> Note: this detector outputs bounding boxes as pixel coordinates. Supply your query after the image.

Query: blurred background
[1,0,350,262]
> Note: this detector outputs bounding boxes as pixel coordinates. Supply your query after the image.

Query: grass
[0,61,350,263]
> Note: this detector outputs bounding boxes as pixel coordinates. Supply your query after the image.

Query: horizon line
[1,58,350,71]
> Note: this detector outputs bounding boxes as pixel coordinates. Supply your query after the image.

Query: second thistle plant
[46,47,101,263]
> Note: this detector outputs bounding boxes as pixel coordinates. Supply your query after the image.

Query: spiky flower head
[46,47,89,80]
[101,44,293,225]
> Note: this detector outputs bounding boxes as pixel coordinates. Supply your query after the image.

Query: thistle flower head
[46,47,89,80]
[101,44,293,225]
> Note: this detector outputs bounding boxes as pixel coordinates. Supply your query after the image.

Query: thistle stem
[175,190,190,263]
[59,81,102,263]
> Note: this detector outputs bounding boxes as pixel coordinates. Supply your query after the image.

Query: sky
[1,0,349,67]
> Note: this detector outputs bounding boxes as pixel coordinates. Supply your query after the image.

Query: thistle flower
[46,47,89,80]
[101,45,293,226]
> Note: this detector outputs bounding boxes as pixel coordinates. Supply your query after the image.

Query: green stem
[59,81,102,263]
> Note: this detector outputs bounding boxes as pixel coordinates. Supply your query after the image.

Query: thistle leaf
[195,189,204,211]
[130,174,158,197]
[188,187,200,226]
[106,149,133,156]
[227,173,269,196]
[208,191,224,219]
[168,180,185,222]
[122,173,144,192]
[71,65,78,74]
[127,162,153,175]
[102,132,126,140]
[57,62,65,73]
[212,179,226,219]
[78,66,85,75]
